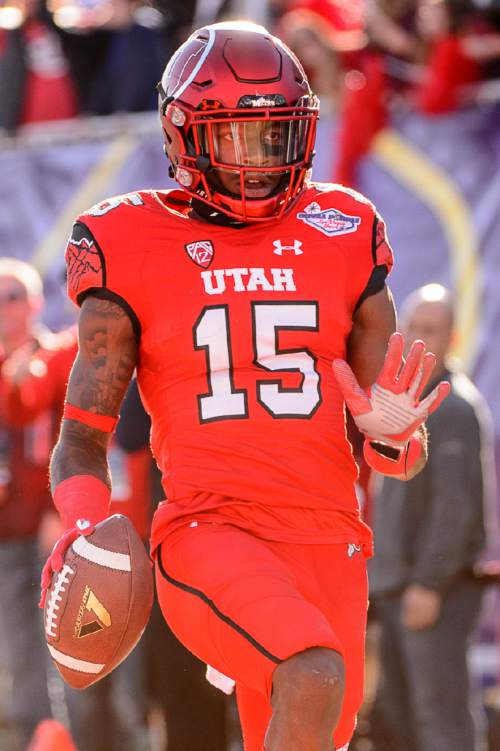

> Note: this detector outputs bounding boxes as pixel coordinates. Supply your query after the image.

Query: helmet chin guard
[158,21,319,222]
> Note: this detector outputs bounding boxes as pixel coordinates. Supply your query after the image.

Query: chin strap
[190,197,245,227]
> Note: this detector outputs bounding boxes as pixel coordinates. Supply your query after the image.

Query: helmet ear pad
[162,121,185,171]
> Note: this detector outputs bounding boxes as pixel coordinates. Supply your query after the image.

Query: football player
[41,21,450,751]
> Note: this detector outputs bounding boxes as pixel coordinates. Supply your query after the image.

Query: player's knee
[272,647,345,710]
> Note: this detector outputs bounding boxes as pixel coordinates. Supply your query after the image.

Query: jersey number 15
[193,302,322,422]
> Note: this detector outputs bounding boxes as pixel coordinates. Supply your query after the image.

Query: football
[44,514,153,689]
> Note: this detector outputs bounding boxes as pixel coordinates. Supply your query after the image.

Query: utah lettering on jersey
[201,267,296,295]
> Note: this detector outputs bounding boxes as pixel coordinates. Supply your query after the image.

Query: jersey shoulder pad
[81,191,149,220]
[307,181,375,211]
[372,211,394,272]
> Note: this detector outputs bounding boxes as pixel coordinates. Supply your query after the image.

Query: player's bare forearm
[347,285,397,388]
[50,296,138,491]
[51,420,111,489]
[342,287,433,480]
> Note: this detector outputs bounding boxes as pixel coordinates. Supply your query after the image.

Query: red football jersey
[64,183,393,550]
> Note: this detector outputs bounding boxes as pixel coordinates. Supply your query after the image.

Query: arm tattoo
[69,298,137,414]
[51,296,138,488]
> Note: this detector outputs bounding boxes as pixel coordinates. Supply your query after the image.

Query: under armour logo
[347,543,362,558]
[273,239,303,256]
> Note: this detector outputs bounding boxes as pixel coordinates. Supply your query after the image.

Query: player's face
[0,276,31,343]
[212,121,289,198]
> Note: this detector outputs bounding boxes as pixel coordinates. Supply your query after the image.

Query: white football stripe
[171,27,216,100]
[48,645,105,674]
[72,536,131,571]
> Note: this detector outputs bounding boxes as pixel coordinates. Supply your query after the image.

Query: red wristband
[363,436,422,478]
[53,475,110,530]
[63,402,118,433]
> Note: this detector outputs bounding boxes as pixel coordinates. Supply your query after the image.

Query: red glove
[39,475,110,609]
[333,332,450,445]
[333,332,450,475]
[39,519,94,609]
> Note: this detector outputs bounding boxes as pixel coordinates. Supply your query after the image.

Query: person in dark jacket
[369,282,496,751]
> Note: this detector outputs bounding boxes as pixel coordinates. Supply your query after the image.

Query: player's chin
[244,184,276,199]
[216,168,284,200]
[222,178,281,200]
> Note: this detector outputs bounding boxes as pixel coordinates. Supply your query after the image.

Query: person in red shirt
[0,0,79,132]
[0,258,77,748]
[0,261,153,750]
[41,22,450,751]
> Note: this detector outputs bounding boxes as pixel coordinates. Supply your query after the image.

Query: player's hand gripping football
[332,332,450,473]
[39,519,95,609]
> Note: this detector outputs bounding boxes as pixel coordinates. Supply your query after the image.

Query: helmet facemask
[160,99,318,222]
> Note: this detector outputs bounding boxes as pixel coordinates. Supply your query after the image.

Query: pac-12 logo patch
[185,240,214,268]
[297,202,361,237]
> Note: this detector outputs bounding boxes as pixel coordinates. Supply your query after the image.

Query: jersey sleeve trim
[354,265,388,312]
[77,288,142,344]
[371,214,394,271]
[65,221,106,302]
[77,221,107,287]
[371,216,379,266]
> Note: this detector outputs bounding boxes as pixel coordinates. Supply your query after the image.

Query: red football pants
[155,521,368,750]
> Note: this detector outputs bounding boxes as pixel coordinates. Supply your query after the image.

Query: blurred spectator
[333,0,500,183]
[0,257,77,748]
[115,379,231,751]
[79,0,168,116]
[0,260,155,750]
[0,0,79,133]
[0,0,206,129]
[334,0,419,184]
[369,283,495,751]
[278,0,366,109]
[414,0,499,114]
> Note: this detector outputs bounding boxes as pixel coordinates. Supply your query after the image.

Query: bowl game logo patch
[297,202,361,237]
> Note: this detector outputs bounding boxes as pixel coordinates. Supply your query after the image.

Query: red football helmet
[158,21,319,222]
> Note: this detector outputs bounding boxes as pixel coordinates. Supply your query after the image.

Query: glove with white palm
[333,332,450,476]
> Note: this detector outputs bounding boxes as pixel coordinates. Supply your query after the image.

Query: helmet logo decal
[185,240,215,269]
[238,94,287,108]
[297,202,361,237]
[273,240,303,256]
[166,28,216,100]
